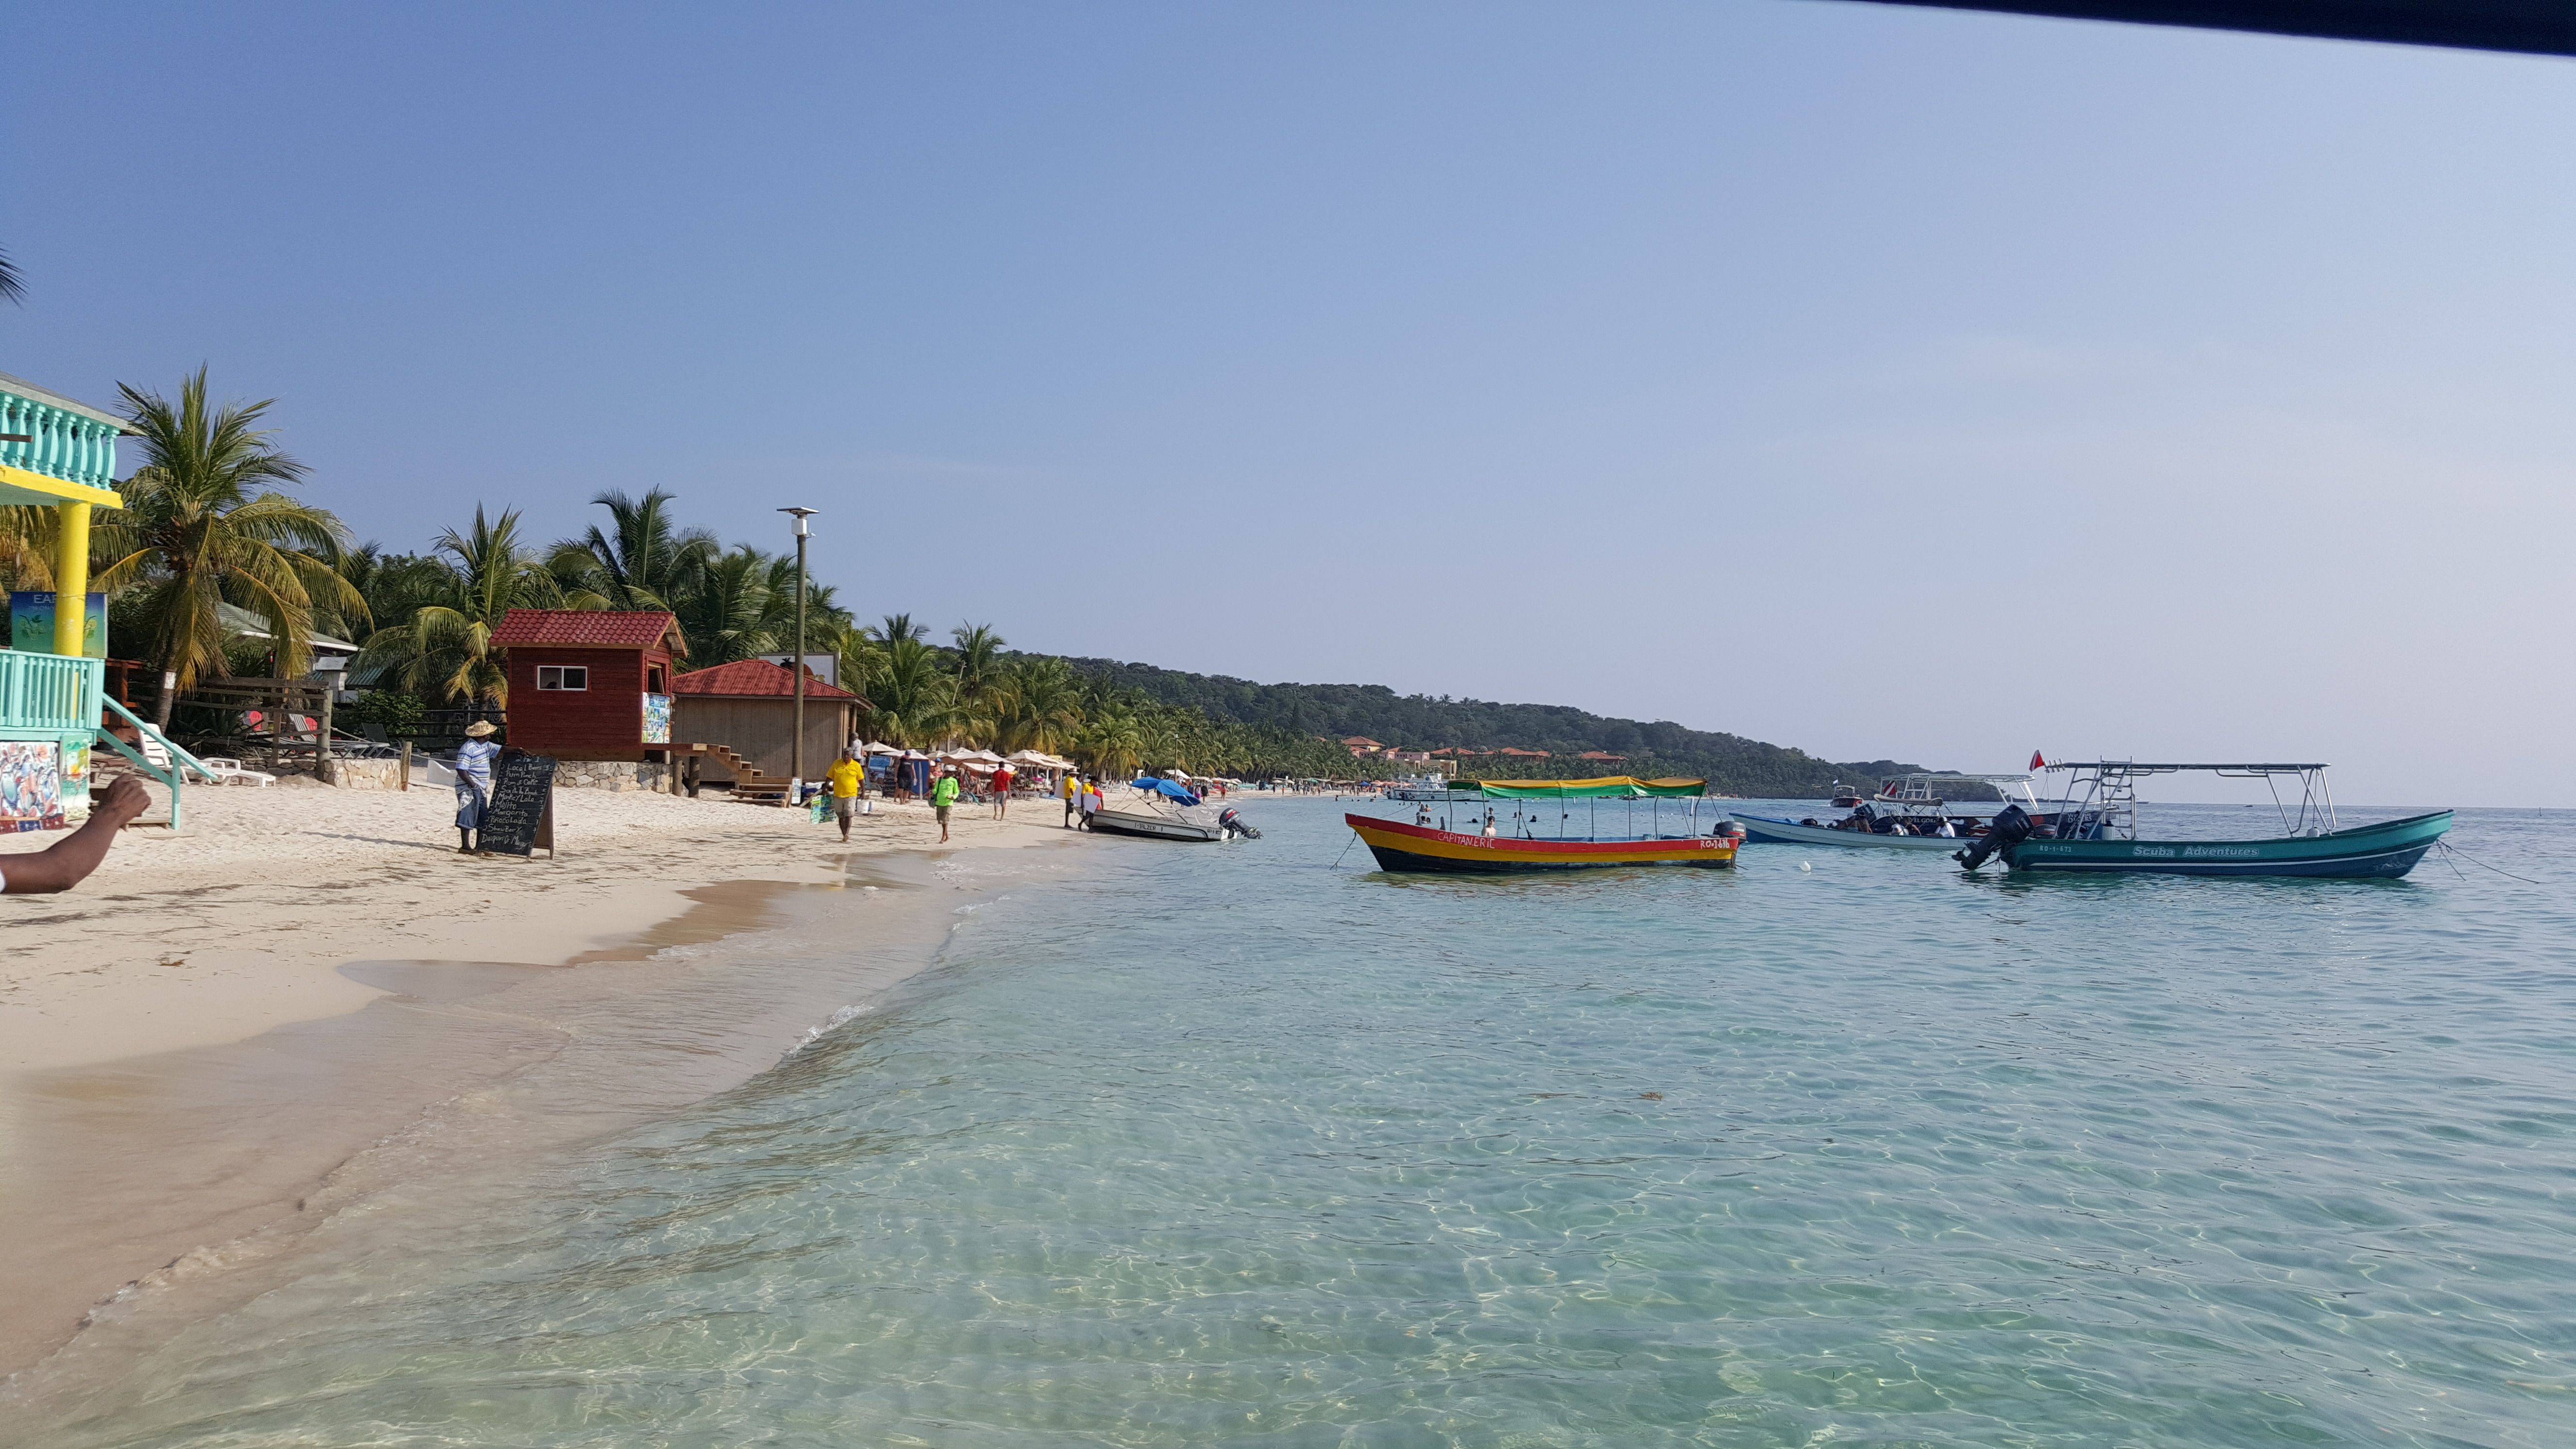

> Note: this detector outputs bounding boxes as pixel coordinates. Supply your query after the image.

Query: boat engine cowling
[1955,803,2033,871]
[1219,808,1261,839]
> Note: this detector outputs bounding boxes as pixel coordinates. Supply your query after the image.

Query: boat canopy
[1130,776,1203,805]
[1465,776,1706,799]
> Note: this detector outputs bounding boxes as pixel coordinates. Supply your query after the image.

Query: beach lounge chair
[197,757,277,787]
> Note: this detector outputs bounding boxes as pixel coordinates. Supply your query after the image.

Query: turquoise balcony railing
[0,648,102,733]
[0,370,125,488]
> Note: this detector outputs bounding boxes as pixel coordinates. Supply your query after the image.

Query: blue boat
[1955,761,2451,880]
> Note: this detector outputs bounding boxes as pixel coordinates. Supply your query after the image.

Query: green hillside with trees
[1053,657,1928,798]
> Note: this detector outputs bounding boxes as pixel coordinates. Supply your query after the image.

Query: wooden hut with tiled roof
[669,658,867,791]
[488,610,686,767]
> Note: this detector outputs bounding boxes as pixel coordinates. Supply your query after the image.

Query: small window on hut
[537,665,589,691]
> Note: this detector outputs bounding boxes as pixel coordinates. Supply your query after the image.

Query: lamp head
[779,505,819,537]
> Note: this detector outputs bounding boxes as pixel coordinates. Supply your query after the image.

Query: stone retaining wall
[551,758,672,792]
[321,758,403,790]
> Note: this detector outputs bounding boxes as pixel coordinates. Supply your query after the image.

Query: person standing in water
[930,766,961,843]
[454,720,501,854]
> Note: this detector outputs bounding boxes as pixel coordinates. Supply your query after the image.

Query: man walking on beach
[990,763,1013,821]
[1063,771,1080,828]
[931,766,961,843]
[826,746,866,843]
[0,775,150,893]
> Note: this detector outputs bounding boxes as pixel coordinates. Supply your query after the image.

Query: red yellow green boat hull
[1346,814,1737,874]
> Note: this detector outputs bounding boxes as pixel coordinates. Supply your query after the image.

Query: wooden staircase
[688,742,791,804]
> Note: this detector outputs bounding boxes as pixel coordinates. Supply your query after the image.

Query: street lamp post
[780,507,818,800]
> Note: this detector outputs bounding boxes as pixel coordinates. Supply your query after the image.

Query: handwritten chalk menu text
[481,753,557,857]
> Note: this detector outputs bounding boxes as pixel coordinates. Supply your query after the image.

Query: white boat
[1088,805,1224,842]
[1085,779,1256,843]
[1732,773,2043,852]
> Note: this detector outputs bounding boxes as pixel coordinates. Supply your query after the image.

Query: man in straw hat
[454,719,501,854]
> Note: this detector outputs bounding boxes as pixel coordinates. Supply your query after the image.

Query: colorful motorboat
[1346,776,1738,874]
[1957,761,2451,879]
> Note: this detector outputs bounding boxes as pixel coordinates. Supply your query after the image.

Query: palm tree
[353,506,562,705]
[862,634,959,748]
[92,369,363,727]
[671,544,784,666]
[976,656,1085,755]
[0,246,23,307]
[1072,696,1148,781]
[950,622,1006,710]
[550,488,716,611]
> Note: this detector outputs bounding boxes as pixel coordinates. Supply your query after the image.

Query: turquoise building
[0,370,201,828]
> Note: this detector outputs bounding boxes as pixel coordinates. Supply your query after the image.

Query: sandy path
[0,777,1071,1076]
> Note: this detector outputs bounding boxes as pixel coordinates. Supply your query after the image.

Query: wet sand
[0,783,1086,1389]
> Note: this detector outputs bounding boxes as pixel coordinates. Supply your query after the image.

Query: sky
[8,1,2572,806]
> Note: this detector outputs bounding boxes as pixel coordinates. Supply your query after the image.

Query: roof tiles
[669,658,860,701]
[488,610,682,651]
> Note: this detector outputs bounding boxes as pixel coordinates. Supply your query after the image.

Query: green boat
[1956,761,2451,879]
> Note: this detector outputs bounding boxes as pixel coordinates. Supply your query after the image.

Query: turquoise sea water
[27,798,2576,1447]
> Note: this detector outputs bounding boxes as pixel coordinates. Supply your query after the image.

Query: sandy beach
[0,776,1087,1386]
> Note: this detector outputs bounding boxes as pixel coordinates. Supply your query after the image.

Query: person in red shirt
[989,764,1014,819]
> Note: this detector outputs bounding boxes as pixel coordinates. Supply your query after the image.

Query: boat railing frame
[2040,761,2337,841]
[1429,789,1713,845]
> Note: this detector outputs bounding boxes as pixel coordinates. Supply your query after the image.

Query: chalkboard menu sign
[481,752,557,858]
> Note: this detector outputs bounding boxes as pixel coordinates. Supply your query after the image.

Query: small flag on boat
[2029,750,2047,771]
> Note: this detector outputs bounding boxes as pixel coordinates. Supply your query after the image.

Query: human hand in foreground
[94,775,151,827]
[2,774,153,894]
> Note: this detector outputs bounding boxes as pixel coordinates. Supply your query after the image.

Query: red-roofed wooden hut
[488,609,686,763]
[669,658,866,787]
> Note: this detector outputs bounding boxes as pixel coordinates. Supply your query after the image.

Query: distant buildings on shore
[1336,735,1630,771]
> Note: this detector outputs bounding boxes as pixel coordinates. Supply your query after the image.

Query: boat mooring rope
[2437,839,2543,886]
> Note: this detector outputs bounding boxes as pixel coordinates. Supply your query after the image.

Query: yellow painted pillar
[52,499,91,656]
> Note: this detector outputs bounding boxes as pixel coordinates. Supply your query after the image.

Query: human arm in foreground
[2,776,151,894]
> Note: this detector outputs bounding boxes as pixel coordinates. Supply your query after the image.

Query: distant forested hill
[1053,656,1930,798]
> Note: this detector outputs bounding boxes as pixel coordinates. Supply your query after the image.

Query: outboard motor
[1219,807,1261,839]
[1955,803,2033,871]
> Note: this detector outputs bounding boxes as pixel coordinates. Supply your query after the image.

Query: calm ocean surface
[30,798,2576,1447]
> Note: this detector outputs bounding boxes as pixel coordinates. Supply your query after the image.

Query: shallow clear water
[30,799,2576,1447]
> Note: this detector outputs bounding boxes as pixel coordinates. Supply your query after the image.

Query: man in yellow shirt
[1063,770,1080,829]
[826,747,867,842]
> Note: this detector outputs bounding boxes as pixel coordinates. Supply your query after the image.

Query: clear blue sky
[9,2,2571,805]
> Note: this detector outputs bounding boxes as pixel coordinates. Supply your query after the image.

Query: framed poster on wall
[8,592,108,657]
